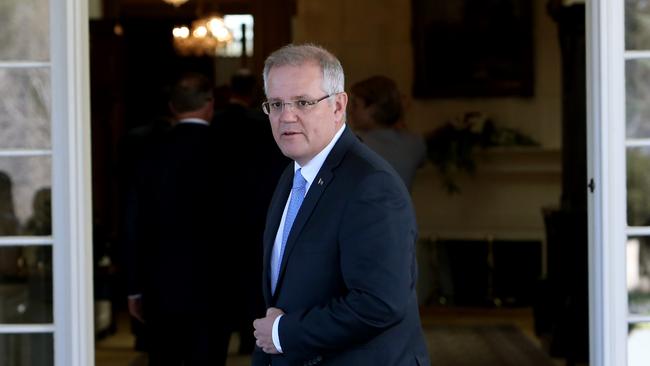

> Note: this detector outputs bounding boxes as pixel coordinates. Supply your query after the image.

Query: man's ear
[334,92,348,124]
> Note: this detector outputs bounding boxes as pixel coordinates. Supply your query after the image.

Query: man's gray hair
[262,43,345,97]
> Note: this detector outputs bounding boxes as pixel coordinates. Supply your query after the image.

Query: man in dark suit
[212,71,289,354]
[252,44,431,366]
[126,72,232,365]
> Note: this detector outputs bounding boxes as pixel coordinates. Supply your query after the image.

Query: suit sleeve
[278,170,417,358]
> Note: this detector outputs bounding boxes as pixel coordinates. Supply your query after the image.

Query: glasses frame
[261,94,334,115]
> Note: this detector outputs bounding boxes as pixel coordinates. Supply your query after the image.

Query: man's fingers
[263,346,279,354]
[266,307,283,317]
[253,314,278,354]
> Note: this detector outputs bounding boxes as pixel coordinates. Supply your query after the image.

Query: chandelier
[172,14,233,57]
[162,0,189,7]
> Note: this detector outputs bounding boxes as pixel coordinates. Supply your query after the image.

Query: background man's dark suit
[254,127,430,366]
[128,121,234,364]
[118,116,173,351]
[212,100,288,354]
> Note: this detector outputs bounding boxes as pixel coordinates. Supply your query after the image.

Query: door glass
[627,237,650,315]
[626,0,650,50]
[0,68,51,149]
[627,147,650,226]
[626,60,650,138]
[0,0,50,61]
[0,333,53,366]
[0,157,51,235]
[0,246,52,323]
[0,0,53,365]
[628,323,650,366]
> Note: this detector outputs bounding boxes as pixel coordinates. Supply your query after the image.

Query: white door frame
[47,0,641,365]
[587,0,628,365]
[51,0,94,365]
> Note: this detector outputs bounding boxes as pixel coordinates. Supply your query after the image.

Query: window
[219,14,254,57]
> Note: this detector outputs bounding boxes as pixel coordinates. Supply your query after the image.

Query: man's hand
[253,307,284,354]
[128,297,145,323]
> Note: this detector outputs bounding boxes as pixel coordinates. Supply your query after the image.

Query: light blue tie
[272,169,307,294]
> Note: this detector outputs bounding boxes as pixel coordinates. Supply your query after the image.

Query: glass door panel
[0,333,53,366]
[0,157,52,236]
[626,148,650,226]
[626,0,650,50]
[0,0,50,61]
[0,246,53,324]
[627,237,650,315]
[625,60,650,138]
[0,68,51,150]
[628,323,650,366]
[626,2,650,365]
[0,1,53,365]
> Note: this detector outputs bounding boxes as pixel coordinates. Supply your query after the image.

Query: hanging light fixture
[172,14,233,56]
[162,0,189,7]
[171,0,233,57]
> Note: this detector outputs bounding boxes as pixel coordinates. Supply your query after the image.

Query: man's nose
[279,103,299,120]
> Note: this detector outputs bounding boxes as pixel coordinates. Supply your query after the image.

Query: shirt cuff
[272,314,284,353]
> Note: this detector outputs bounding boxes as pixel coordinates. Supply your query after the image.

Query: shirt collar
[294,124,346,192]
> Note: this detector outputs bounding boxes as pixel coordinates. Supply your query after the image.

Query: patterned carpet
[424,325,556,366]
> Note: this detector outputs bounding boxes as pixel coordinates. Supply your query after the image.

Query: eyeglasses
[262,94,333,115]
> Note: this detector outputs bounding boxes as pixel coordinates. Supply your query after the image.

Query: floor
[95,307,552,366]
[95,312,251,366]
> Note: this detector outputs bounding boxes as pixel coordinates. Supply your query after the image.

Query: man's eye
[270,102,283,109]
[297,100,311,107]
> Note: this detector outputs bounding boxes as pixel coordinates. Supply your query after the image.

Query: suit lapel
[272,127,357,299]
[262,165,292,304]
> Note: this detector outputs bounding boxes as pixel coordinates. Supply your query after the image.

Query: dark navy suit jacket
[253,127,431,366]
[127,122,232,318]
